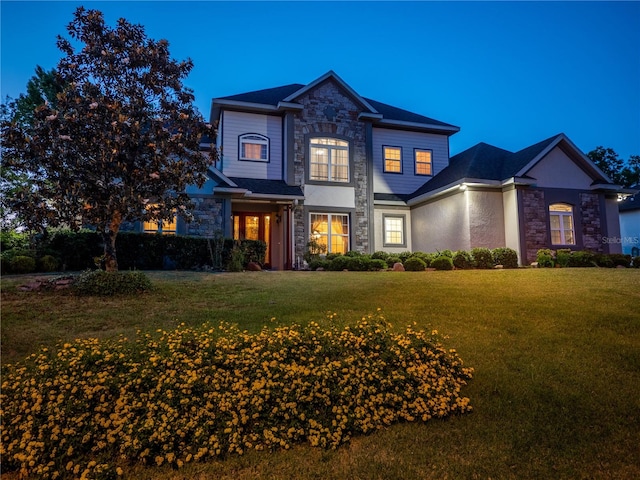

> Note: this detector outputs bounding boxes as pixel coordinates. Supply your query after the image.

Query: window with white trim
[143,206,177,235]
[309,138,349,182]
[383,215,405,246]
[415,149,432,176]
[384,146,402,173]
[309,213,350,254]
[239,133,269,162]
[549,203,575,245]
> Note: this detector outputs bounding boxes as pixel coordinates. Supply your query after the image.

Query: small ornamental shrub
[344,250,363,257]
[309,259,330,271]
[555,249,572,268]
[594,254,614,268]
[404,256,427,271]
[371,251,389,261]
[37,255,59,272]
[367,258,388,271]
[431,256,454,271]
[471,247,494,269]
[536,249,555,268]
[567,250,596,267]
[328,255,350,271]
[345,256,367,271]
[72,270,153,295]
[607,254,632,268]
[437,249,454,258]
[9,255,36,274]
[452,250,472,270]
[633,256,640,268]
[0,314,473,479]
[386,255,402,268]
[325,253,342,261]
[226,246,245,272]
[492,247,518,268]
[397,251,413,263]
[412,251,433,267]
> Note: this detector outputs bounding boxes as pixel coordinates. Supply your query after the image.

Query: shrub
[492,247,519,268]
[397,251,413,263]
[404,256,427,271]
[344,250,363,257]
[412,251,433,267]
[555,249,572,268]
[345,256,367,271]
[567,250,596,267]
[0,315,473,478]
[594,254,614,268]
[9,255,36,274]
[367,258,388,271]
[308,259,330,271]
[452,250,472,269]
[328,255,350,271]
[633,256,640,268]
[437,249,454,258]
[72,270,153,295]
[471,247,494,269]
[431,256,454,271]
[536,249,555,268]
[386,255,402,268]
[325,252,342,261]
[607,254,632,268]
[37,255,59,272]
[371,251,389,261]
[226,246,245,272]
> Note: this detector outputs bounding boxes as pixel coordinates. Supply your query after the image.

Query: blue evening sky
[2,1,639,159]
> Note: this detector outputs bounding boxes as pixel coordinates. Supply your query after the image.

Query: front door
[233,212,271,266]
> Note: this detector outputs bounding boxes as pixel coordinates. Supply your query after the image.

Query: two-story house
[179,71,623,268]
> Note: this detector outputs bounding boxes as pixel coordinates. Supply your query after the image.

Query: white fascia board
[407,178,501,206]
[376,118,460,134]
[502,176,537,186]
[244,193,306,201]
[373,200,407,207]
[212,98,279,113]
[276,101,304,111]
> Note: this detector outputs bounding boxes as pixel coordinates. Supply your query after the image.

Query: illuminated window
[309,213,349,254]
[239,134,269,162]
[309,138,349,182]
[143,209,177,235]
[549,203,575,245]
[383,215,405,246]
[415,149,432,176]
[384,146,402,173]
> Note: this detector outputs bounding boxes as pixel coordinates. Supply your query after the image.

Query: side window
[415,149,432,176]
[309,212,350,253]
[549,203,575,245]
[383,215,406,247]
[239,133,269,162]
[383,146,402,173]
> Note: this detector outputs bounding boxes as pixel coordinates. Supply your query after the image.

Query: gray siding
[220,111,283,180]
[372,127,449,195]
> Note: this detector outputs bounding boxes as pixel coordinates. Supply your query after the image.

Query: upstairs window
[239,133,269,162]
[415,149,432,176]
[384,146,402,173]
[549,203,575,245]
[309,138,349,182]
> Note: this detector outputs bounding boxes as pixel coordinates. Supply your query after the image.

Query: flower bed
[0,313,473,479]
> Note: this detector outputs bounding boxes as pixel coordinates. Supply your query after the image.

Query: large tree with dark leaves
[587,146,640,188]
[1,7,216,271]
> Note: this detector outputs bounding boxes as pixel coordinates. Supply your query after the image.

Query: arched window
[309,137,349,182]
[239,133,269,162]
[549,203,575,245]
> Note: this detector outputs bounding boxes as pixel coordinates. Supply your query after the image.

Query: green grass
[2,269,639,479]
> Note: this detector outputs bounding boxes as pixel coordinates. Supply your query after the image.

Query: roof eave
[376,118,460,135]
[407,178,501,206]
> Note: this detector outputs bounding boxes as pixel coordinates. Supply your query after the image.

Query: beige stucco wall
[467,190,505,248]
[502,187,522,262]
[411,191,470,252]
[526,147,593,189]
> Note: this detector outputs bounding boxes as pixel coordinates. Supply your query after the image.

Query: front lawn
[2,269,639,479]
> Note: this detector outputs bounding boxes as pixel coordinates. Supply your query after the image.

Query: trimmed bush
[386,255,402,268]
[431,256,454,271]
[471,247,494,269]
[633,256,640,268]
[72,270,153,295]
[37,255,59,272]
[9,255,36,274]
[437,249,454,258]
[492,247,519,268]
[536,249,555,268]
[367,258,388,271]
[371,251,389,261]
[555,249,572,268]
[452,250,472,270]
[308,259,330,271]
[328,255,350,271]
[607,254,632,268]
[567,250,595,267]
[404,256,427,271]
[594,254,614,268]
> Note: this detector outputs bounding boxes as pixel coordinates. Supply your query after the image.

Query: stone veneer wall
[184,197,225,237]
[522,189,547,263]
[292,80,369,260]
[580,193,603,252]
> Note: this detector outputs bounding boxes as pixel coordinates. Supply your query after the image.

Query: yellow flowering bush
[1,312,473,479]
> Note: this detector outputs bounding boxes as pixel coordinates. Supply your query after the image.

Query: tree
[587,146,639,188]
[1,7,216,271]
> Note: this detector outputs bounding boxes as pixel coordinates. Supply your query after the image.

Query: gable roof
[407,133,618,205]
[211,71,459,134]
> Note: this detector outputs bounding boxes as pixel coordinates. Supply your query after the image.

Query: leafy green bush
[633,256,640,268]
[404,256,426,271]
[9,255,36,274]
[437,249,454,258]
[555,249,572,268]
[594,254,614,268]
[397,251,413,263]
[411,251,433,267]
[328,255,350,271]
[492,247,519,268]
[607,254,632,268]
[0,314,473,478]
[371,251,389,261]
[37,255,59,272]
[72,270,153,295]
[536,249,555,268]
[452,250,472,269]
[367,258,388,271]
[308,259,330,271]
[471,247,494,269]
[226,246,245,272]
[567,250,596,267]
[431,256,454,271]
[386,255,402,268]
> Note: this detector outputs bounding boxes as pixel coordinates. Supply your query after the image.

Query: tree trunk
[103,212,121,272]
